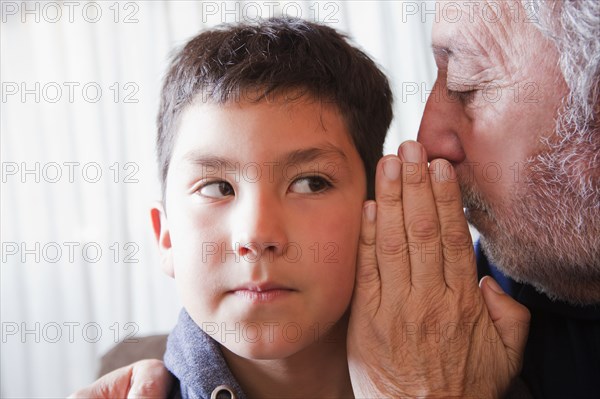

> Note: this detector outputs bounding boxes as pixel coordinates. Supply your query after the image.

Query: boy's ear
[150,202,174,278]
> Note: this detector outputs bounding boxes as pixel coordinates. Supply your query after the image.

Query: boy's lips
[229,282,296,303]
[230,282,295,292]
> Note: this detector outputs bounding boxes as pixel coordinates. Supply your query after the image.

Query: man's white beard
[460,129,600,306]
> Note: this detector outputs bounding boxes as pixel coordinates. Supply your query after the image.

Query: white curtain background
[1,1,436,396]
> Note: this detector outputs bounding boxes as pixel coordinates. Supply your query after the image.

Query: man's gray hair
[526,0,599,136]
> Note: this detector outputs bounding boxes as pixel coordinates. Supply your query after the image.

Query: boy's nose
[230,193,288,261]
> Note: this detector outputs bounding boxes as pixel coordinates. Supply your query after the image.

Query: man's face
[418,0,599,304]
[153,95,366,359]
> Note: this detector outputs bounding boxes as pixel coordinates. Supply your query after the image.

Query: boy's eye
[289,176,332,194]
[197,181,234,198]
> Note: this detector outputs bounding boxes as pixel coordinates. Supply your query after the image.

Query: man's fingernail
[383,157,401,180]
[485,277,505,295]
[364,202,376,222]
[400,141,422,163]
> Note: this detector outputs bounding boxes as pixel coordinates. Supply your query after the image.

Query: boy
[150,17,393,398]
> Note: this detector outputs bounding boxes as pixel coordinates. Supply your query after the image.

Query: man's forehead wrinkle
[432,17,489,63]
[438,31,493,75]
[484,14,513,68]
[432,21,484,58]
[477,0,533,79]
[448,13,513,82]
[448,39,485,58]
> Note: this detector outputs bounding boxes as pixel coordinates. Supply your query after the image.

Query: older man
[416,0,599,397]
[349,1,598,397]
[71,1,598,398]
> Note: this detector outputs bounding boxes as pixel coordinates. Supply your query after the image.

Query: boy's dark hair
[157,17,393,199]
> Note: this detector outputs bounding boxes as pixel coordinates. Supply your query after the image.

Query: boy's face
[151,95,367,359]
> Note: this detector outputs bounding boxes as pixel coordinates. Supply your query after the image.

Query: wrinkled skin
[347,143,529,398]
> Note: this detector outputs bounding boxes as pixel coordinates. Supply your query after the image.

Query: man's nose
[230,191,288,260]
[417,78,467,163]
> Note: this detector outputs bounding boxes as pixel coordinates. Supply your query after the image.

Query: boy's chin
[221,339,306,361]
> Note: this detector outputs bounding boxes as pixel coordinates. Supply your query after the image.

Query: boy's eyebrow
[279,145,347,166]
[183,145,348,169]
